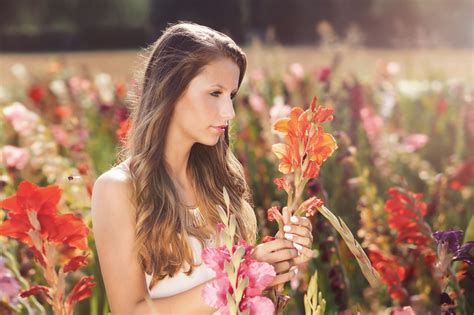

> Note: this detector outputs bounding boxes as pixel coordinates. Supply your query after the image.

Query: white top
[145,235,217,298]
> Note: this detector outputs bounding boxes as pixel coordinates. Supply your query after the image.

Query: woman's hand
[274,206,314,267]
[251,238,299,287]
[281,214,314,266]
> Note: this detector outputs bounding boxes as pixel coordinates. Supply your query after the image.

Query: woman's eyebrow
[211,84,238,93]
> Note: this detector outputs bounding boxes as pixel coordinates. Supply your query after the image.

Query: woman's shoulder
[91,159,134,220]
[94,159,131,190]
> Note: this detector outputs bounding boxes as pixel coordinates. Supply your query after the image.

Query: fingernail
[290,266,299,275]
[290,216,298,223]
[283,225,291,232]
[293,243,303,251]
[284,233,293,240]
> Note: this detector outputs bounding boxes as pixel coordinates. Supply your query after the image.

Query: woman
[91,22,314,314]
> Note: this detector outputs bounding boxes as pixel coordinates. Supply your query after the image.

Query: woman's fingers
[268,268,297,287]
[252,239,298,263]
[264,248,298,264]
[291,246,315,265]
[283,224,312,239]
[283,232,312,247]
[273,261,292,274]
[289,215,312,230]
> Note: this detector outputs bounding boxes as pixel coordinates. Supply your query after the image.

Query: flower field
[0,47,473,314]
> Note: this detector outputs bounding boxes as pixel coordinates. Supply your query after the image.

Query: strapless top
[145,235,217,298]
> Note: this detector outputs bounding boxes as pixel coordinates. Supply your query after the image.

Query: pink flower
[402,134,428,152]
[249,94,266,113]
[0,256,20,304]
[0,145,29,170]
[50,125,69,146]
[201,276,231,309]
[317,66,332,83]
[240,296,275,315]
[243,261,276,297]
[390,306,415,315]
[270,97,291,125]
[202,246,231,277]
[2,102,39,137]
[360,107,383,143]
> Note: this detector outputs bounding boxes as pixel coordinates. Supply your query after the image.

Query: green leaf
[304,295,311,315]
[464,215,474,243]
[227,293,237,315]
[231,246,245,269]
[217,205,228,226]
[223,186,231,210]
[235,276,249,302]
[229,214,237,238]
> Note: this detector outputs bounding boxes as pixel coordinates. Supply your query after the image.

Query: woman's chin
[195,135,221,147]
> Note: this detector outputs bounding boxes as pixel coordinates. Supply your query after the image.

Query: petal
[19,285,50,298]
[273,118,290,134]
[271,143,287,160]
[65,276,95,308]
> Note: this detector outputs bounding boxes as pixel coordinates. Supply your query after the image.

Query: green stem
[448,267,466,314]
[3,250,46,315]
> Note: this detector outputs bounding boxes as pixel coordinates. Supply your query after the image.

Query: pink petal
[240,296,275,315]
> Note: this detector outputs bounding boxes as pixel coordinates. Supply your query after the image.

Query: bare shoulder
[91,162,134,223]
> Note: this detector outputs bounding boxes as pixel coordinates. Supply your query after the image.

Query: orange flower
[296,196,324,217]
[116,119,131,144]
[272,96,337,178]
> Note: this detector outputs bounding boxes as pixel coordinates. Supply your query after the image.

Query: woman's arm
[91,170,214,315]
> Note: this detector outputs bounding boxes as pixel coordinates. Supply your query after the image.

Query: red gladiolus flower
[65,276,95,308]
[384,187,436,269]
[19,285,51,298]
[0,181,89,250]
[368,248,407,301]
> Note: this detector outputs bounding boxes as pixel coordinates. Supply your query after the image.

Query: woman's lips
[211,125,227,133]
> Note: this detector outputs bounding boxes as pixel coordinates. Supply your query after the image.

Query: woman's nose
[221,99,235,120]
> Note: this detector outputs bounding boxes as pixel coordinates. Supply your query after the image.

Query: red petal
[64,255,89,273]
[19,285,50,298]
[66,276,95,307]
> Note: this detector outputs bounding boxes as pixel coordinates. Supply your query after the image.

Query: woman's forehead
[194,58,240,90]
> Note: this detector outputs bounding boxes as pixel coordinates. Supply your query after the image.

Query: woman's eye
[210,91,221,97]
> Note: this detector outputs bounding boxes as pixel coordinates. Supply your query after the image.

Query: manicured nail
[290,216,298,223]
[283,225,291,232]
[284,233,293,240]
[293,243,303,251]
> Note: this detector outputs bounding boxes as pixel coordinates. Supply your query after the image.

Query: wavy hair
[117,22,256,289]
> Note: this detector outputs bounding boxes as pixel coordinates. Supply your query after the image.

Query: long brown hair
[117,22,256,288]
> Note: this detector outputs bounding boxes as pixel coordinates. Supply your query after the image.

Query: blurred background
[0,1,473,314]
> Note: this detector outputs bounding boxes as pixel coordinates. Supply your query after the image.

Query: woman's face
[170,57,240,147]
